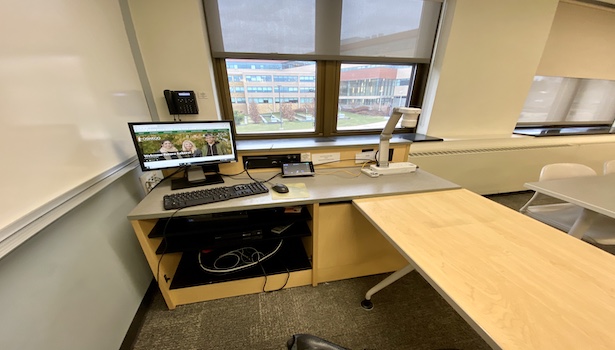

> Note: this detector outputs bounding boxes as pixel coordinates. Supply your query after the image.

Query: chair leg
[519,192,540,213]
[568,209,599,239]
[361,264,415,310]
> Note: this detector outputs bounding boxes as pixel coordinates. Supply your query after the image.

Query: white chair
[520,163,615,246]
[520,163,597,232]
[604,160,615,174]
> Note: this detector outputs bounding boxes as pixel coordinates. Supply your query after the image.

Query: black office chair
[286,334,347,350]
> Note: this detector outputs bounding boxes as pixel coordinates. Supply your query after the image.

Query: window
[226,59,317,134]
[518,2,615,132]
[247,86,273,93]
[519,76,615,126]
[338,63,415,131]
[204,0,442,138]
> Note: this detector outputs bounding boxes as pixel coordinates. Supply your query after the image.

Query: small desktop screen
[128,120,238,172]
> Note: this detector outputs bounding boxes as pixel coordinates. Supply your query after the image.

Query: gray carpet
[132,272,495,350]
[128,192,540,350]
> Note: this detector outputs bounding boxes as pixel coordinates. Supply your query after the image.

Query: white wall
[0,0,154,349]
[128,0,221,121]
[418,0,559,138]
[0,168,151,350]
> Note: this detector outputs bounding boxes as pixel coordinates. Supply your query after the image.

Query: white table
[524,173,615,238]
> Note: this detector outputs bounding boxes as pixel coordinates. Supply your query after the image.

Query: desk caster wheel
[361,299,373,310]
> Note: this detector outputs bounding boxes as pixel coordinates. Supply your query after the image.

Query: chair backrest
[539,163,597,181]
[604,160,615,175]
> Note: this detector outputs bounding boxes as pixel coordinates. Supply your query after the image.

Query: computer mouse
[272,183,289,193]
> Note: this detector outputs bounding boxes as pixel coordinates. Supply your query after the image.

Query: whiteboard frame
[0,157,140,260]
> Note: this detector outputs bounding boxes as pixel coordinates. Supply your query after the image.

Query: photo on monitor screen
[128,121,238,171]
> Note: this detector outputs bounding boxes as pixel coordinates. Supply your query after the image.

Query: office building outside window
[338,64,415,131]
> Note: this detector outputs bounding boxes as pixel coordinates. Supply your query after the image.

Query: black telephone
[164,90,199,114]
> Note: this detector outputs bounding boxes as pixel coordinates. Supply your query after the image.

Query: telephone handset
[164,90,199,115]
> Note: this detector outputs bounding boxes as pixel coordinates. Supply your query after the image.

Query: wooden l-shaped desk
[128,168,615,349]
[354,189,615,350]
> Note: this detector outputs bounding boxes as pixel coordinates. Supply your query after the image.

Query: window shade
[536,1,615,80]
[203,0,442,62]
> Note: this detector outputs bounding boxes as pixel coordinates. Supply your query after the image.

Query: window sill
[513,126,615,137]
[236,133,442,152]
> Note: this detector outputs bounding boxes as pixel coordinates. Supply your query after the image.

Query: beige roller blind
[537,1,615,80]
[203,0,442,62]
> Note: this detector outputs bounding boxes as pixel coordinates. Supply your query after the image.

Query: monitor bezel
[128,120,239,172]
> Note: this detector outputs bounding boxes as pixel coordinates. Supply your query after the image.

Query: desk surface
[353,189,615,350]
[525,173,615,218]
[128,168,460,220]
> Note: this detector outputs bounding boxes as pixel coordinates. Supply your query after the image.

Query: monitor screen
[128,120,238,171]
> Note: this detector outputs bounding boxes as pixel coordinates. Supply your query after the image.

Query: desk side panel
[170,270,313,306]
[131,219,181,309]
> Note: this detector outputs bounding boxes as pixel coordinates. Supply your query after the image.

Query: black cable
[242,159,283,184]
[244,160,260,182]
[263,171,283,183]
[218,169,248,177]
[259,256,291,293]
[156,208,182,285]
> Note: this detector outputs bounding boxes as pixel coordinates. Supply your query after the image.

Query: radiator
[409,140,615,195]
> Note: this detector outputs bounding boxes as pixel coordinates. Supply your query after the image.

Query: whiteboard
[0,0,151,241]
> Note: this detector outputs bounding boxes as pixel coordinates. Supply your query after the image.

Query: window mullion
[550,78,580,122]
[214,58,233,120]
[318,61,341,136]
[598,82,615,123]
[410,64,427,107]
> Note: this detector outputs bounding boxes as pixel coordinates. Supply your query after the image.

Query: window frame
[213,57,430,140]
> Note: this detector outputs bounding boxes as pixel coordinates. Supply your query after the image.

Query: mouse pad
[271,183,309,200]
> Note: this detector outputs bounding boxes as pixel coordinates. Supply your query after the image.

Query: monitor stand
[171,164,224,190]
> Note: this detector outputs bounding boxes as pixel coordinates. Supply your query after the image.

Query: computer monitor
[128,120,238,190]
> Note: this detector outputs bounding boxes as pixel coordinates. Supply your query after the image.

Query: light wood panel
[172,270,313,307]
[354,189,615,350]
[315,203,407,283]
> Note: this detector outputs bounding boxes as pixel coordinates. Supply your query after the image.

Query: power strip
[355,151,376,163]
[365,162,417,176]
[361,168,380,177]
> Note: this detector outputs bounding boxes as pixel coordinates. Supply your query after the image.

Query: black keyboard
[163,182,269,210]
